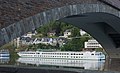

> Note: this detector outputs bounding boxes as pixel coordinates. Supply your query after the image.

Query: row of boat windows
[42,53,69,55]
[22,55,95,58]
[20,52,102,56]
[0,53,9,54]
[20,52,83,55]
[35,62,82,65]
[20,53,36,54]
[22,59,84,62]
[87,43,99,45]
[21,53,83,55]
[87,46,100,47]
[41,53,84,55]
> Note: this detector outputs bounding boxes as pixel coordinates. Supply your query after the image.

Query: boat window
[37,53,40,54]
[96,54,99,55]
[91,54,94,55]
[76,54,78,55]
[79,54,83,55]
[62,53,64,55]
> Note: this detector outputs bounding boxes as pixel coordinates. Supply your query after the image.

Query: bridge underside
[59,12,120,58]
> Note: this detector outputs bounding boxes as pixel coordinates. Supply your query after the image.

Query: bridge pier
[104,58,120,72]
[106,49,120,58]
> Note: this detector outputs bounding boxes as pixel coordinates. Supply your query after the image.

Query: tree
[36,25,48,37]
[71,27,81,37]
[61,38,83,51]
[54,21,61,36]
[80,36,91,48]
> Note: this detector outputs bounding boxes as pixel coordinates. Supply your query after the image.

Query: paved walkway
[0,65,119,73]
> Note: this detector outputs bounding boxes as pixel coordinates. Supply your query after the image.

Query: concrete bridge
[0,0,120,58]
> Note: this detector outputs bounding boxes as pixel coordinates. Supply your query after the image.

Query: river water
[0,53,120,72]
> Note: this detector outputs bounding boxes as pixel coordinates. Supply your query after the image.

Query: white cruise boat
[17,51,105,60]
[0,49,10,58]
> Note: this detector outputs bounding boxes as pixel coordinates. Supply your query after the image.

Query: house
[20,37,35,45]
[22,31,37,38]
[14,31,37,47]
[47,30,56,37]
[57,37,67,47]
[32,38,42,44]
[80,29,86,36]
[33,38,57,46]
[63,29,72,38]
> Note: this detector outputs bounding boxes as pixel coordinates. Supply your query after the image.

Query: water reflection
[0,57,10,64]
[17,58,105,70]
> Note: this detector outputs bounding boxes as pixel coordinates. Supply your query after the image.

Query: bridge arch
[1,3,120,58]
[59,12,120,58]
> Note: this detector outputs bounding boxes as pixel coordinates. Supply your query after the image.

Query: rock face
[0,0,98,29]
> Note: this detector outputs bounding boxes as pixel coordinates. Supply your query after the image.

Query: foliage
[27,43,57,50]
[95,48,103,52]
[36,24,49,37]
[23,21,91,51]
[70,27,81,37]
[60,36,91,51]
[36,21,74,37]
[80,36,91,48]
[61,38,82,51]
